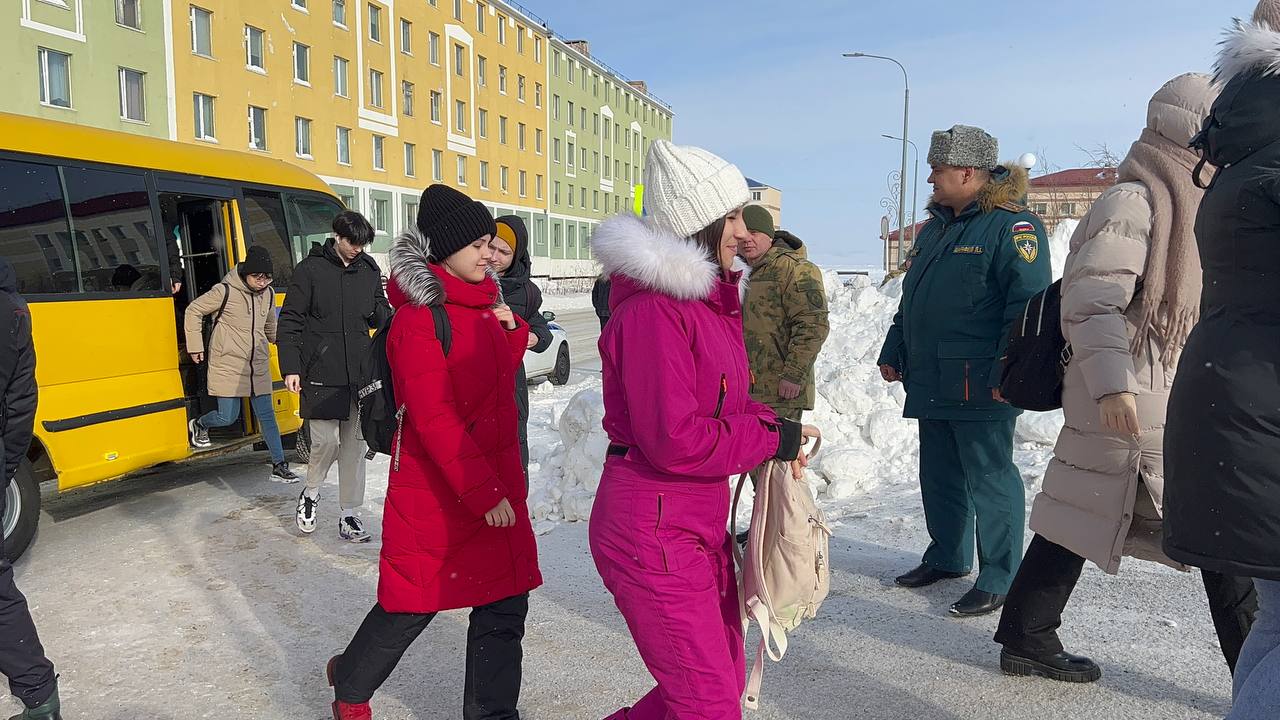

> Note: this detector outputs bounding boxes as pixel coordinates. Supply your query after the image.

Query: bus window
[62,167,158,293]
[240,190,293,288]
[287,194,344,261]
[0,159,72,295]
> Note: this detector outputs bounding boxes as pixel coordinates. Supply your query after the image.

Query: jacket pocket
[937,340,998,402]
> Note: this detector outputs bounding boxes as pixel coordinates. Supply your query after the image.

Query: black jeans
[0,488,57,709]
[995,534,1256,672]
[333,593,528,719]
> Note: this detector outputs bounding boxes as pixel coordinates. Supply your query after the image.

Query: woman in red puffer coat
[326,184,540,720]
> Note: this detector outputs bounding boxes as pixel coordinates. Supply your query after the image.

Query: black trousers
[333,593,528,718]
[995,534,1256,672]
[0,489,57,709]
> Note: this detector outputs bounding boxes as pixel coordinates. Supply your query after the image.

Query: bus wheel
[293,421,311,465]
[3,459,40,563]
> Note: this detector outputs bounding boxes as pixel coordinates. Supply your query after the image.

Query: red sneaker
[327,655,372,720]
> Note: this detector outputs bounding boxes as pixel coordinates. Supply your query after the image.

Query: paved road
[550,308,601,375]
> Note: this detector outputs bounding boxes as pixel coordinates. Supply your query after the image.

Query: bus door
[155,178,241,435]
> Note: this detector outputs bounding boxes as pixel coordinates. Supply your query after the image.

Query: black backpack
[358,304,451,457]
[999,280,1072,412]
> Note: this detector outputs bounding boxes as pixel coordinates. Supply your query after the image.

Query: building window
[535,83,542,108]
[478,108,487,138]
[399,18,412,54]
[498,116,507,144]
[593,73,599,96]
[193,93,215,139]
[430,91,441,122]
[553,181,560,204]
[371,197,388,233]
[568,185,574,206]
[592,151,599,173]
[334,56,349,97]
[429,32,440,65]
[402,142,416,177]
[752,191,762,201]
[498,65,507,94]
[552,94,560,121]
[247,105,267,150]
[372,134,384,170]
[500,165,509,192]
[190,6,213,57]
[568,101,575,124]
[116,0,141,29]
[518,122,526,150]
[580,108,586,131]
[593,190,599,212]
[552,50,560,76]
[517,75,525,102]
[293,43,311,83]
[1033,202,1049,215]
[292,0,307,9]
[475,2,485,32]
[603,121,610,141]
[581,147,587,170]
[517,25,525,54]
[519,170,527,197]
[457,156,467,185]
[480,160,490,189]
[295,117,312,157]
[332,0,346,25]
[432,149,443,181]
[454,44,464,76]
[404,201,418,230]
[368,3,382,42]
[118,68,145,121]
[536,174,543,200]
[336,126,351,164]
[1060,202,1077,216]
[552,138,560,163]
[452,0,461,20]
[568,59,575,84]
[477,55,487,86]
[535,128,542,154]
[455,100,466,133]
[568,140,576,171]
[245,26,265,71]
[497,15,506,43]
[402,81,414,116]
[369,69,384,108]
[535,36,542,63]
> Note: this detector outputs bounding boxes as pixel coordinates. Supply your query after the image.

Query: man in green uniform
[740,206,830,423]
[878,125,1051,617]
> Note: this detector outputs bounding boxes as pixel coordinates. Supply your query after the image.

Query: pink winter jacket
[592,213,784,482]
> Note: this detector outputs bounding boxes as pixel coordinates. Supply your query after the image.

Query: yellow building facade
[168,0,548,254]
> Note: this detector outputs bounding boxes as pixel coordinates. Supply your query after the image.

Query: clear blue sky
[530,0,1258,267]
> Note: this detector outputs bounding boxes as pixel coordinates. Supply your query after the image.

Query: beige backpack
[732,437,831,710]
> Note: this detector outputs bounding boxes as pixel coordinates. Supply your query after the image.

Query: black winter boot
[8,688,61,720]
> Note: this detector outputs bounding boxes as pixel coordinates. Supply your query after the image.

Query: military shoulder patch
[1013,232,1039,263]
[1012,221,1036,234]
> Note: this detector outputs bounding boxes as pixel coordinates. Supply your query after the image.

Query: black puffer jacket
[1165,21,1280,580]
[278,240,392,419]
[0,258,37,486]
[496,216,553,469]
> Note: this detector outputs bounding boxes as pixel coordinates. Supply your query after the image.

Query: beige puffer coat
[1028,76,1214,574]
[183,270,278,398]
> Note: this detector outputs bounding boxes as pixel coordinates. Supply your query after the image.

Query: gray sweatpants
[305,400,367,510]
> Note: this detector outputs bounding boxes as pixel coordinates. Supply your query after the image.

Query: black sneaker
[189,418,211,449]
[339,515,371,543]
[296,490,318,534]
[271,462,300,483]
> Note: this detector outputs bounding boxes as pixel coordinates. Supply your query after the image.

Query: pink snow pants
[590,460,746,720]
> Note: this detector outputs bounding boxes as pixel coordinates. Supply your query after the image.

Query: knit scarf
[1117,128,1211,364]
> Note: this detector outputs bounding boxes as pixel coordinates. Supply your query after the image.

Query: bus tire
[293,421,311,465]
[3,459,40,563]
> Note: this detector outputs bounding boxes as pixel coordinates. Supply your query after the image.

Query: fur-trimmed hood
[388,226,503,309]
[590,213,720,302]
[1216,18,1280,84]
[976,163,1030,214]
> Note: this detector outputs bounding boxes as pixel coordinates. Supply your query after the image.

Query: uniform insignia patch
[952,245,985,255]
[1012,221,1035,235]
[1013,233,1039,263]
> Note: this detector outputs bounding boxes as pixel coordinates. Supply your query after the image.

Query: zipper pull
[392,405,406,471]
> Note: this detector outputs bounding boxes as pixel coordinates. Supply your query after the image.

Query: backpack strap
[430,304,452,356]
[207,282,231,340]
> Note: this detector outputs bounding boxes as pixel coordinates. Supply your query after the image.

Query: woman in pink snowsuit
[590,140,813,720]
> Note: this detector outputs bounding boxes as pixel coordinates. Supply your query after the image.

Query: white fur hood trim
[590,213,719,302]
[1217,19,1280,83]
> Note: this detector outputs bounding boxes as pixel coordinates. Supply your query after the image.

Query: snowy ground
[540,292,595,313]
[8,223,1234,718]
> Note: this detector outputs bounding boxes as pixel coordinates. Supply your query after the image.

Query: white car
[524,311,571,385]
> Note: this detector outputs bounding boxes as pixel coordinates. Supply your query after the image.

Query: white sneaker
[295,490,318,534]
[339,515,371,543]
[189,418,211,449]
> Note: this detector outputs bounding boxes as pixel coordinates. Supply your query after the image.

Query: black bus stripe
[42,398,186,433]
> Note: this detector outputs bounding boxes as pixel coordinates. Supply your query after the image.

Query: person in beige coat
[184,246,298,482]
[994,73,1257,683]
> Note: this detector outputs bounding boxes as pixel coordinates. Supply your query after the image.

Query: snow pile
[541,292,595,312]
[526,263,1069,524]
[1048,218,1078,283]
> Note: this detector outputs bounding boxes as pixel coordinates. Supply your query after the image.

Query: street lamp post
[883,134,919,250]
[844,52,909,271]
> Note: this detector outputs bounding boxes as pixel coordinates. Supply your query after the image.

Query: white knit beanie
[1255,0,1280,29]
[642,140,749,239]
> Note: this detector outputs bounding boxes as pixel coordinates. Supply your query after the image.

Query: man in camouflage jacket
[740,206,830,421]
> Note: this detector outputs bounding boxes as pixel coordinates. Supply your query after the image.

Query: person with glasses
[184,245,298,482]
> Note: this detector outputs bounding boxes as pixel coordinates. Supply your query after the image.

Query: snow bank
[526,263,1066,524]
[541,292,595,312]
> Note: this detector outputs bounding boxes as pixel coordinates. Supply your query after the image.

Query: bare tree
[1074,142,1123,168]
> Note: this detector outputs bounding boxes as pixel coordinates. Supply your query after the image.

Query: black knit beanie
[415,184,497,262]
[239,245,273,276]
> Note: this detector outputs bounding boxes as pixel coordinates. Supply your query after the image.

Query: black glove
[773,418,803,461]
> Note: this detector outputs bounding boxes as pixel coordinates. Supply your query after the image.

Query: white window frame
[116,0,142,30]
[430,91,442,124]
[499,115,507,145]
[519,170,527,198]
[478,108,487,138]
[332,0,347,27]
[292,0,308,10]
[454,43,464,77]
[336,126,352,165]
[455,99,466,133]
[399,18,412,54]
[247,105,268,150]
[498,65,507,94]
[368,3,382,43]
[480,160,490,189]
[517,25,524,54]
[372,197,388,232]
[497,14,506,44]
[372,134,385,171]
[404,142,416,177]
[536,174,543,200]
[534,82,542,108]
[193,93,216,140]
[517,74,525,102]
[369,68,384,108]
[475,2,485,32]
[37,48,72,109]
[118,67,146,122]
[500,165,509,192]
[477,55,487,86]
[334,56,349,97]
[457,155,467,186]
[190,6,214,58]
[245,25,265,73]
[293,42,311,85]
[432,149,443,181]
[295,116,313,158]
[535,128,542,155]
[429,32,440,65]
[518,122,526,151]
[402,80,414,116]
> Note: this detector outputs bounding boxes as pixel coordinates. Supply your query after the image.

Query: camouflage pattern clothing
[742,230,830,414]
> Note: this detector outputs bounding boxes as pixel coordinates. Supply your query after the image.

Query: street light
[843,52,909,271]
[883,134,919,249]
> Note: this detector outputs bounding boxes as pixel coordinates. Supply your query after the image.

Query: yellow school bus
[0,112,344,560]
